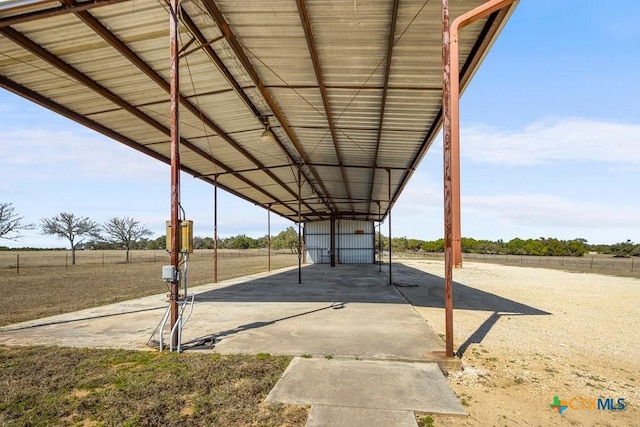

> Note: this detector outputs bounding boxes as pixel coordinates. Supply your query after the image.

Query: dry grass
[0,249,298,327]
[0,345,308,426]
[0,250,304,426]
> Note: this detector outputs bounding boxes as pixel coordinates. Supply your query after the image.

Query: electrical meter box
[165,220,194,253]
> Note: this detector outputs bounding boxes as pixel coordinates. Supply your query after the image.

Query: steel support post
[378,202,382,272]
[330,215,336,267]
[298,168,302,284]
[443,0,518,358]
[213,174,218,283]
[267,204,271,272]
[388,168,392,286]
[168,0,180,348]
[442,0,454,358]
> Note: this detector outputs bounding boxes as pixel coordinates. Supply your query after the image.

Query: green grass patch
[0,345,307,426]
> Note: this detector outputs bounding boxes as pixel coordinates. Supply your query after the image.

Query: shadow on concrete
[193,264,401,304]
[0,306,166,332]
[389,263,551,357]
[182,302,345,350]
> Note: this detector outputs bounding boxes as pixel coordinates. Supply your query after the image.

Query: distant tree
[271,227,299,253]
[421,238,444,253]
[524,239,547,256]
[255,235,269,249]
[41,212,101,265]
[611,240,636,258]
[566,239,587,257]
[0,202,35,241]
[407,239,423,252]
[103,217,153,263]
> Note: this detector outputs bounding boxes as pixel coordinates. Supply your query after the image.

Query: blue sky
[2,1,640,248]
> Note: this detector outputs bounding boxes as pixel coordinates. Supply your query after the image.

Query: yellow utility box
[165,220,194,253]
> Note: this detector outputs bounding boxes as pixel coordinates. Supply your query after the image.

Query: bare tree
[103,217,153,263]
[0,202,35,241]
[41,212,101,265]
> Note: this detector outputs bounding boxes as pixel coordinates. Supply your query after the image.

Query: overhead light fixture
[260,116,275,142]
[260,128,275,142]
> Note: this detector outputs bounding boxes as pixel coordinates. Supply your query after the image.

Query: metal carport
[0,0,518,356]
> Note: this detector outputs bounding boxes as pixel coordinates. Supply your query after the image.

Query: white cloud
[0,128,166,182]
[462,118,640,166]
[464,193,640,229]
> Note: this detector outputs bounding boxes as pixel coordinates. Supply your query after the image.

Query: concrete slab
[306,405,418,427]
[0,264,446,362]
[266,357,465,415]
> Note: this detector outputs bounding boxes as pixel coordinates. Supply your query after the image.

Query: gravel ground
[393,259,639,426]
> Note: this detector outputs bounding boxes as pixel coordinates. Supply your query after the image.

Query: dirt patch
[397,260,639,426]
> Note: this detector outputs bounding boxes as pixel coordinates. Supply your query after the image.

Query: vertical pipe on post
[169,0,180,349]
[298,168,302,284]
[449,5,462,270]
[388,168,392,286]
[442,0,454,358]
[378,202,382,272]
[444,0,517,359]
[267,204,271,272]
[213,174,218,283]
[330,215,336,267]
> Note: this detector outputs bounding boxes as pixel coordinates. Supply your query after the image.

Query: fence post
[632,257,635,272]
[102,252,105,267]
[591,256,594,269]
[65,252,68,270]
[17,253,19,274]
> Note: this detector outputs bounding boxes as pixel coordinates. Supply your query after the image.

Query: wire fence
[0,249,294,273]
[400,251,638,275]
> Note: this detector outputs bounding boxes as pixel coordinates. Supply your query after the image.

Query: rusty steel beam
[71,7,317,216]
[0,75,282,210]
[198,0,337,213]
[368,0,399,220]
[179,9,319,214]
[295,0,353,212]
[169,0,180,347]
[0,75,165,164]
[265,84,442,91]
[0,26,299,216]
[0,0,127,28]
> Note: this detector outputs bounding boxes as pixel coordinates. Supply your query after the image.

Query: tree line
[380,236,640,258]
[2,202,638,262]
[87,226,301,253]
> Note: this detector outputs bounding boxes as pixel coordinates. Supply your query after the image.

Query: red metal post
[442,0,455,359]
[450,0,518,269]
[169,0,180,348]
[443,0,518,358]
[267,204,271,272]
[298,168,302,284]
[388,168,392,286]
[213,174,218,283]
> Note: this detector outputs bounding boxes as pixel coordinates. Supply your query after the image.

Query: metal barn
[305,220,375,265]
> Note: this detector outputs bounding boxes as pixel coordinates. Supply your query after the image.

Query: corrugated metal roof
[0,0,517,223]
